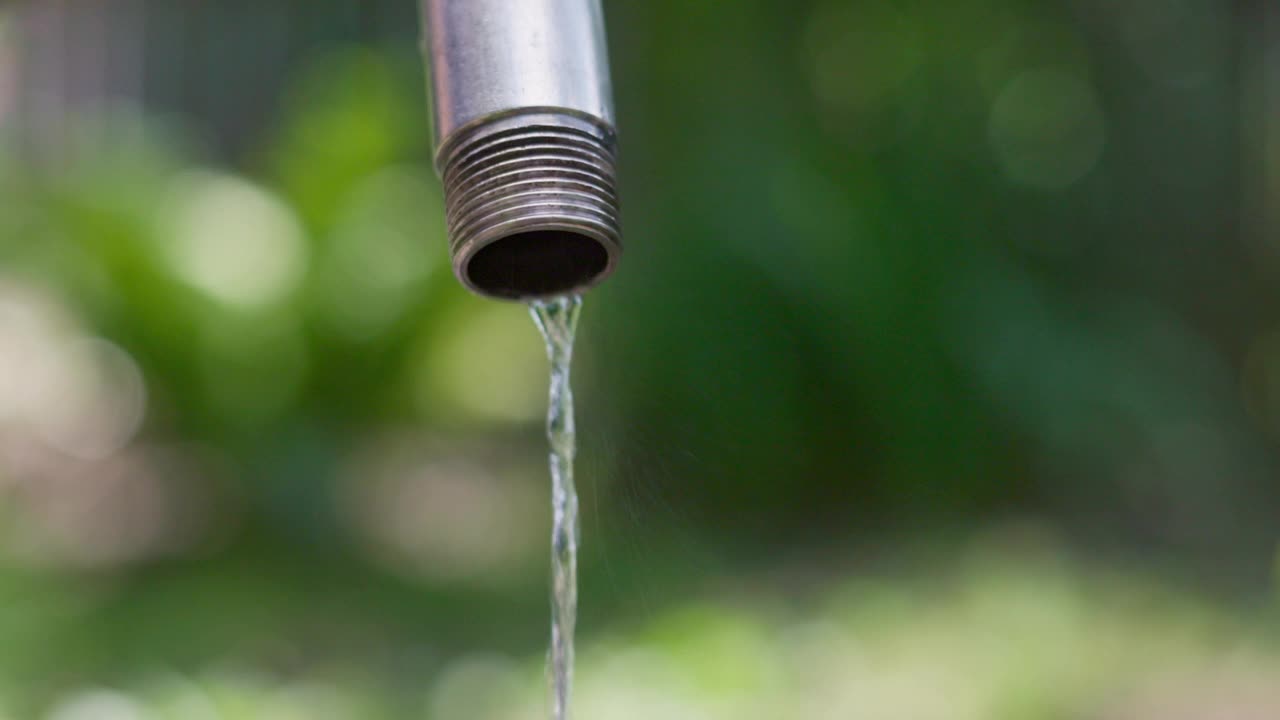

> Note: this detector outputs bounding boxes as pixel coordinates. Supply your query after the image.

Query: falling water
[530,294,583,720]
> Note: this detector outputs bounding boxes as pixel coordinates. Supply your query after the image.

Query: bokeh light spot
[577,649,706,720]
[428,655,524,720]
[46,690,149,720]
[804,1,924,147]
[163,171,308,308]
[317,167,442,340]
[419,303,546,424]
[339,435,542,585]
[35,337,147,460]
[0,282,146,459]
[989,68,1106,190]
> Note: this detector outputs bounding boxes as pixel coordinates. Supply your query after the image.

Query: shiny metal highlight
[420,0,622,300]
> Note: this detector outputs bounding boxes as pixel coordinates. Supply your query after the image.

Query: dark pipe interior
[465,230,610,300]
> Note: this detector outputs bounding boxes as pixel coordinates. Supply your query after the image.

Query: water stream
[530,295,583,720]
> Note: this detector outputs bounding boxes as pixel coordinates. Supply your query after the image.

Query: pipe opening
[440,113,621,301]
[465,230,610,300]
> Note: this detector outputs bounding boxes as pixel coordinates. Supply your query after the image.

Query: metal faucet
[419,0,622,301]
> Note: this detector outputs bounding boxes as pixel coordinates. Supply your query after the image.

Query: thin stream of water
[530,295,583,720]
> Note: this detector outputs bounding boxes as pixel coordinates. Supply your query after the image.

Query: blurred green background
[0,0,1278,718]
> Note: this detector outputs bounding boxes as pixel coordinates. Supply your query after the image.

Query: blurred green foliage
[0,0,1277,716]
[1,539,1277,719]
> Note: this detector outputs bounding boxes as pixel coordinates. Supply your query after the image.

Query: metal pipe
[419,0,622,301]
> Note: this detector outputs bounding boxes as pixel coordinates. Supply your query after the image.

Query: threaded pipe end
[437,111,621,301]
